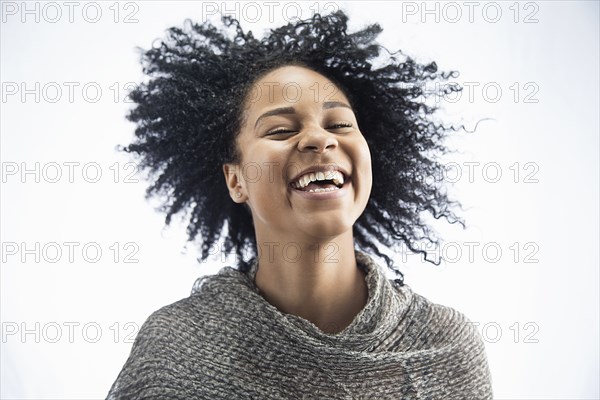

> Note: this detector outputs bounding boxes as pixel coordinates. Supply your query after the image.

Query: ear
[223,163,245,203]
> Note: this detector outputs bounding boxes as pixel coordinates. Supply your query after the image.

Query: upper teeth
[291,170,345,189]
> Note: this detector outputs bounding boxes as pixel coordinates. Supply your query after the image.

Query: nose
[297,125,338,153]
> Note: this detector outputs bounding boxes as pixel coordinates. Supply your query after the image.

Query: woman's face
[223,65,372,241]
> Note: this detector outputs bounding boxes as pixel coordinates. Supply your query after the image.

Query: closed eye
[266,122,353,136]
[266,127,296,136]
[328,122,353,130]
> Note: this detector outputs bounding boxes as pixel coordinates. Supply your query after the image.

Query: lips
[290,177,350,199]
[288,165,350,188]
[291,170,345,191]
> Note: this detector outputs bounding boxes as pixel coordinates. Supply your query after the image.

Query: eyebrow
[254,101,352,129]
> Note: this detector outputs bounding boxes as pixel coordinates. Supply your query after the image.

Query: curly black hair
[119,9,467,285]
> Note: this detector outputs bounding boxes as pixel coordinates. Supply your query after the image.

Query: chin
[298,216,355,240]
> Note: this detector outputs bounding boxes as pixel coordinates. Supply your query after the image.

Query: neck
[253,229,369,334]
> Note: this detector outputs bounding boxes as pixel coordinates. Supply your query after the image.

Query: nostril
[298,133,338,153]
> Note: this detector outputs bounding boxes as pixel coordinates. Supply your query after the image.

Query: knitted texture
[107,251,493,399]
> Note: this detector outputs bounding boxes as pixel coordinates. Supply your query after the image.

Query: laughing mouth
[290,170,346,193]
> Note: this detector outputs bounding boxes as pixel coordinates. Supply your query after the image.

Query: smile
[291,170,345,191]
[289,178,350,200]
[288,165,351,200]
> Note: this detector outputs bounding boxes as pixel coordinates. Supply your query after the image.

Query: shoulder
[394,284,494,396]
[396,283,488,356]
[136,295,203,341]
[122,265,247,352]
[106,286,217,399]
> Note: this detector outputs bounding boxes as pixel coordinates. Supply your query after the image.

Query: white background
[1,1,598,398]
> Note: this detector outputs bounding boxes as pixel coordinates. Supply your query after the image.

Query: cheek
[355,141,373,202]
[245,165,291,224]
[354,139,373,178]
[243,150,288,196]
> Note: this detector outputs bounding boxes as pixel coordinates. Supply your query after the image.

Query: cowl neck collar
[216,250,414,353]
[110,251,494,399]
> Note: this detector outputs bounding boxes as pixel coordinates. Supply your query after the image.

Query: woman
[107,10,493,399]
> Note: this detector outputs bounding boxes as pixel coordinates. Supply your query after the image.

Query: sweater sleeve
[105,305,194,400]
[438,305,495,400]
[407,293,495,399]
[461,314,494,399]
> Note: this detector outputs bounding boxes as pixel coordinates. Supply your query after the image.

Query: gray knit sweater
[107,251,493,399]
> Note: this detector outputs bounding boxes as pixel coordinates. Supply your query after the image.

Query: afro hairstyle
[120,9,467,285]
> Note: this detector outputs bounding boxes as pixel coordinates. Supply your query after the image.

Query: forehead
[245,65,350,110]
